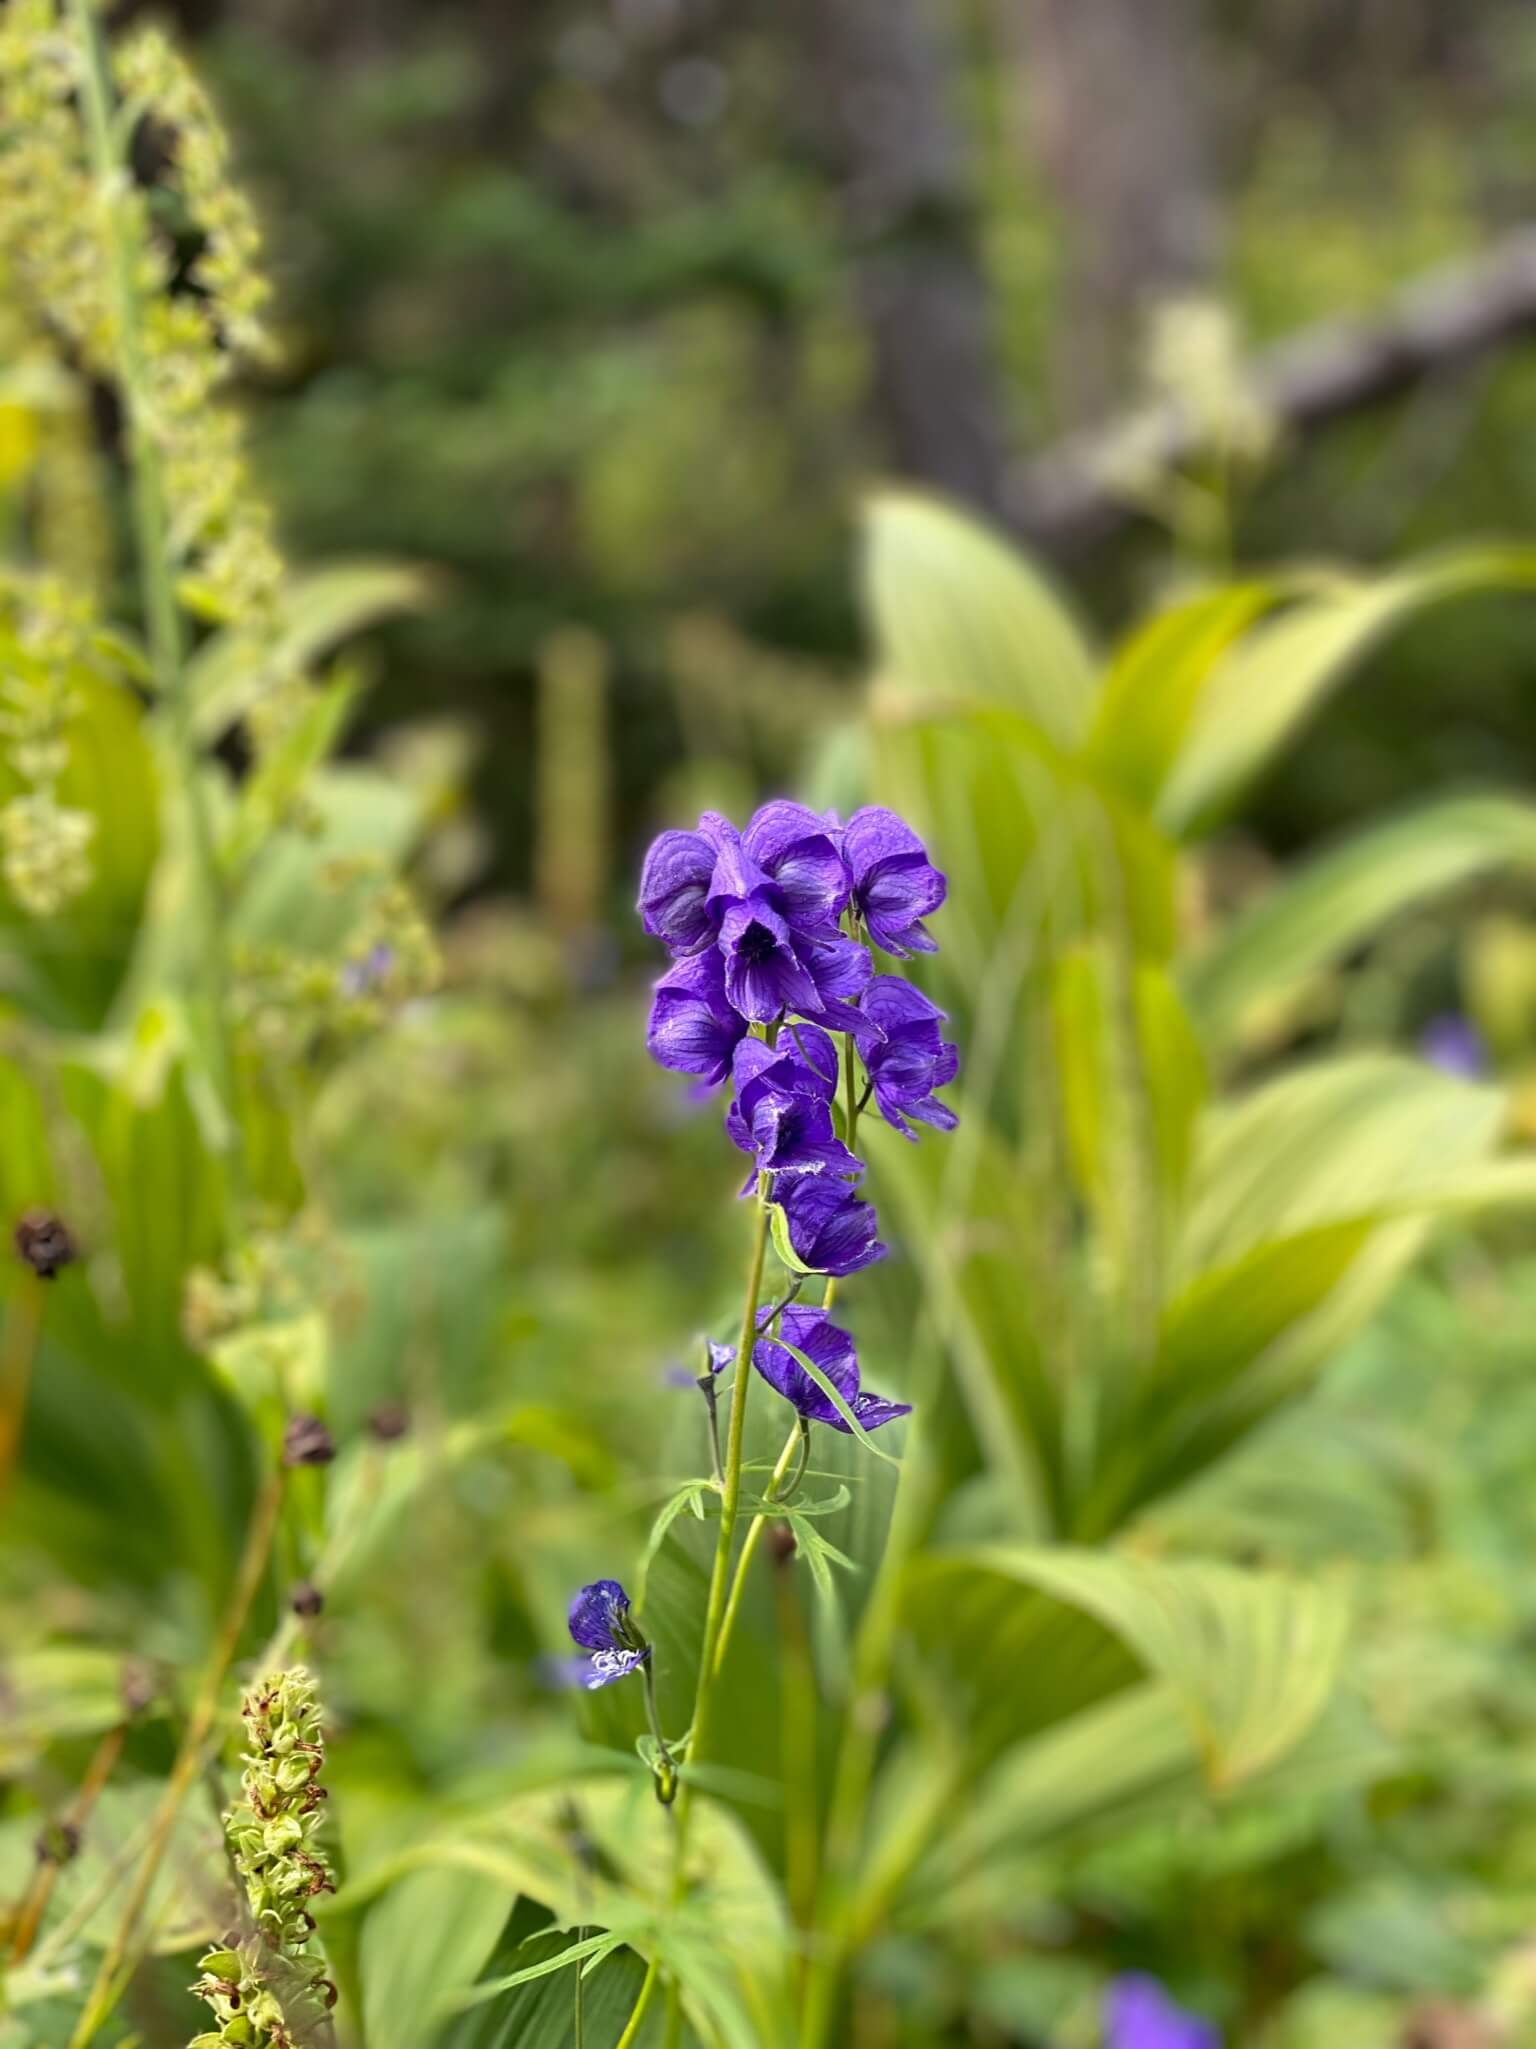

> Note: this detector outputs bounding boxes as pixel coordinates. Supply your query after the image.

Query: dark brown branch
[1008,226,1536,554]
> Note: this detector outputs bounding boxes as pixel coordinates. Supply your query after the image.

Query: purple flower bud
[564,1579,651,1690]
[1106,1974,1221,2049]
[843,807,946,957]
[858,977,959,1139]
[778,1175,885,1277]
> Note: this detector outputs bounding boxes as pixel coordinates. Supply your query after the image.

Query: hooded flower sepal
[725,1030,861,1184]
[858,976,959,1139]
[714,1304,910,1434]
[774,1175,886,1278]
[841,806,947,957]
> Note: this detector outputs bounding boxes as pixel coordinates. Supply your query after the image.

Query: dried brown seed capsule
[14,1208,76,1280]
[766,1523,797,1568]
[119,1658,157,1716]
[367,1400,408,1442]
[282,1413,335,1466]
[289,1581,324,1619]
[34,1818,80,1865]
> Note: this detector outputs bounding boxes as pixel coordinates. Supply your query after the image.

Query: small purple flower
[646,949,748,1087]
[859,977,959,1139]
[1106,1974,1220,2049]
[339,942,395,998]
[638,811,739,956]
[842,807,946,957]
[564,1578,651,1691]
[751,1304,910,1433]
[778,1174,885,1277]
[740,800,850,939]
[725,1030,861,1181]
[717,896,826,1024]
[1420,1013,1486,1081]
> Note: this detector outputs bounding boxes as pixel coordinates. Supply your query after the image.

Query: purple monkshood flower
[725,1028,861,1183]
[712,1305,910,1433]
[1106,1974,1220,2049]
[1420,1012,1487,1082]
[639,803,873,1029]
[562,1579,651,1691]
[859,977,959,1140]
[778,1174,885,1277]
[754,1304,910,1432]
[647,948,748,1088]
[841,807,946,958]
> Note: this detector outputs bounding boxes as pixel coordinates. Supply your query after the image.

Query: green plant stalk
[712,1421,803,1677]
[68,1466,285,2049]
[5,1719,127,1965]
[774,1545,819,1944]
[69,0,239,1147]
[799,1396,939,2049]
[0,1276,45,1512]
[617,1180,773,2048]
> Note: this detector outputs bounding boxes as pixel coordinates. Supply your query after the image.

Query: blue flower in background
[564,1578,651,1691]
[1420,1012,1486,1081]
[1106,1973,1220,2049]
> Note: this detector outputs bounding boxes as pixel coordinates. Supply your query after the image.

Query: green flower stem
[641,1659,678,1805]
[0,1275,45,1512]
[5,1719,127,1966]
[712,1420,803,1679]
[773,1533,819,1944]
[615,1954,662,2049]
[798,1399,939,2049]
[68,1466,285,2049]
[69,0,238,1151]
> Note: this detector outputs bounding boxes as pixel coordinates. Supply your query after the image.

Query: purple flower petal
[638,828,720,955]
[568,1578,633,1652]
[750,1304,908,1431]
[1106,1974,1221,2049]
[859,974,959,1139]
[719,900,820,1022]
[844,808,946,957]
[647,950,747,1085]
[779,1177,886,1277]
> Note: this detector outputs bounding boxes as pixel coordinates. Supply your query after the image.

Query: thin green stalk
[68,1467,285,2049]
[70,0,239,1145]
[773,1538,819,1944]
[616,1184,773,2049]
[713,1421,802,1677]
[0,1277,45,1512]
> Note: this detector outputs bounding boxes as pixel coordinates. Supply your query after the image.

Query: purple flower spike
[843,807,946,957]
[638,812,738,956]
[565,1578,651,1691]
[778,1175,885,1277]
[647,950,747,1087]
[859,977,959,1139]
[1106,1974,1221,2049]
[750,1304,910,1433]
[725,1031,861,1181]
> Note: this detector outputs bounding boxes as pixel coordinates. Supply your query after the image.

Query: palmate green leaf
[862,491,1098,746]
[1188,792,1536,1055]
[635,1478,716,1607]
[903,1545,1347,1788]
[1158,546,1536,835]
[438,1929,653,2049]
[326,1776,792,2049]
[186,558,438,744]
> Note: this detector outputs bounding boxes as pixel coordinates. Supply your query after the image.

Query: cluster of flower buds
[190,1669,335,2047]
[0,662,93,919]
[640,800,957,1281]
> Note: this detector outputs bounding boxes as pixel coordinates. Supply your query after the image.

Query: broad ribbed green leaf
[863,492,1097,745]
[1160,548,1536,833]
[360,1867,516,2049]
[1189,793,1536,1054]
[905,1546,1347,1787]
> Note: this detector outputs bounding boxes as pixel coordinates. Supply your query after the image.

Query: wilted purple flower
[842,807,946,957]
[647,949,748,1086]
[749,1304,910,1432]
[859,977,959,1139]
[637,810,739,956]
[1106,1974,1220,2049]
[564,1579,651,1691]
[725,1029,861,1182]
[778,1174,885,1277]
[1420,1013,1486,1081]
